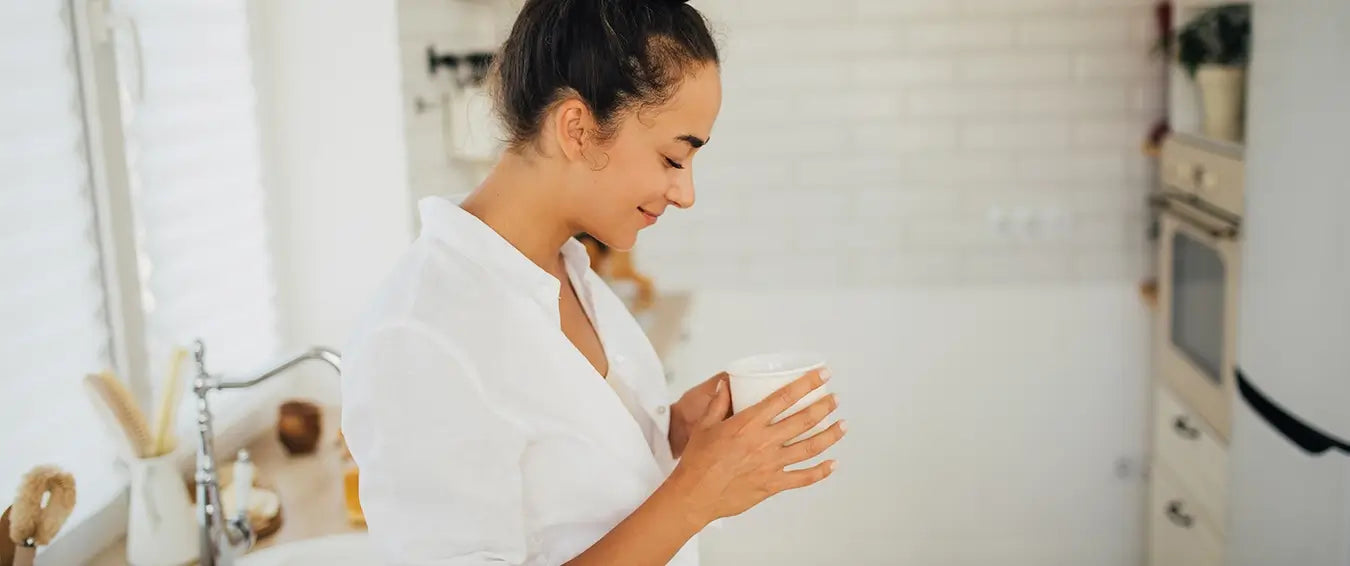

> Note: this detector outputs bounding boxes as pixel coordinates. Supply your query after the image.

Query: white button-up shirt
[340,196,699,566]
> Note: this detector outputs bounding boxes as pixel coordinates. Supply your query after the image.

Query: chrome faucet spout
[190,340,341,565]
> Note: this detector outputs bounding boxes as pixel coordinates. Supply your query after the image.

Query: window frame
[75,0,154,413]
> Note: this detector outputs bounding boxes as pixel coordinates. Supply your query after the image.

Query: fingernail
[715,379,723,393]
[820,368,832,381]
[828,460,838,472]
[839,420,848,433]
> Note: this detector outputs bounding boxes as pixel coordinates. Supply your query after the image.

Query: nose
[666,174,695,210]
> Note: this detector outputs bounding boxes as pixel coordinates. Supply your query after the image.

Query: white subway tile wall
[395,0,1161,290]
[397,0,520,218]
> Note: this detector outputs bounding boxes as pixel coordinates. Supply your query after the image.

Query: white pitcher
[125,454,197,566]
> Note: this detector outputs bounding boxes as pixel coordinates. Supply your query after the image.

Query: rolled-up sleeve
[341,321,529,565]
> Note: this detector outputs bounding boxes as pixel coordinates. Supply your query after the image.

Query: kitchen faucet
[190,339,341,566]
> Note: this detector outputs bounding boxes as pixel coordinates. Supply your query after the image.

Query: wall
[255,0,413,358]
[655,0,1165,289]
[253,0,414,410]
[394,0,1164,291]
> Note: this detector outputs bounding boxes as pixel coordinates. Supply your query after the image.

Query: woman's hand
[665,369,845,526]
[668,372,730,459]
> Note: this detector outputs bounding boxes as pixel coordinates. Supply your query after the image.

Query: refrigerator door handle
[1237,367,1350,456]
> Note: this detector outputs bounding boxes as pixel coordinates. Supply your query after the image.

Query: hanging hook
[427,46,462,77]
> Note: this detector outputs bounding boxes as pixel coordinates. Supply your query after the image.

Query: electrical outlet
[1041,206,1072,241]
[988,205,1074,242]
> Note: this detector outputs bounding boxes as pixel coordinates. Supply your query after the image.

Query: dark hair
[490,0,719,151]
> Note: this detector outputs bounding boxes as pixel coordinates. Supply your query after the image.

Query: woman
[339,0,845,564]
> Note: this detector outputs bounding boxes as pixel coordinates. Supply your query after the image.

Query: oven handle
[1150,194,1240,240]
[1237,368,1350,456]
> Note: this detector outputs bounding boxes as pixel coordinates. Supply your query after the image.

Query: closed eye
[664,157,685,170]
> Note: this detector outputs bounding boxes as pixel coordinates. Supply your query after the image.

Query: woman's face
[562,63,722,251]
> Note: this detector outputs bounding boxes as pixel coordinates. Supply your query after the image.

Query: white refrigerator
[1227,2,1350,565]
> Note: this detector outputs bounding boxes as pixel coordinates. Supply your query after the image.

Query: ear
[551,97,592,163]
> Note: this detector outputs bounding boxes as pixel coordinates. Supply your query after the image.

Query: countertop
[87,405,362,566]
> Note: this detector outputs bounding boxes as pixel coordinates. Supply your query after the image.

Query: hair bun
[493,0,718,148]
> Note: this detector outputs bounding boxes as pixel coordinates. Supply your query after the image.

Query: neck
[459,151,576,273]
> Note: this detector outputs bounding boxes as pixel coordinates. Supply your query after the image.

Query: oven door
[1156,201,1241,441]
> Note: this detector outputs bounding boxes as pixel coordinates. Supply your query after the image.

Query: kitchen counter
[87,405,362,565]
[87,291,693,565]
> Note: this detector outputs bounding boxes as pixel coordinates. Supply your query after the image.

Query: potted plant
[1175,4,1251,142]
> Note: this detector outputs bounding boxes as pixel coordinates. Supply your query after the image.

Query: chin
[605,234,638,253]
[586,229,638,254]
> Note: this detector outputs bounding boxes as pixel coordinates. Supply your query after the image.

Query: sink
[236,533,375,566]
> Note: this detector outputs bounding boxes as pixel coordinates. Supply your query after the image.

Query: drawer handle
[1191,165,1207,187]
[1166,500,1194,528]
[1173,416,1201,440]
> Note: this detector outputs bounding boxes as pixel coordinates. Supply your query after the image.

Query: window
[0,0,281,547]
[0,0,118,507]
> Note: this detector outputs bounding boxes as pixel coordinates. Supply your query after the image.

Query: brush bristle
[86,372,154,458]
[9,466,76,546]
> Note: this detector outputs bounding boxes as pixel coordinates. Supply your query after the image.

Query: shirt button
[656,405,667,415]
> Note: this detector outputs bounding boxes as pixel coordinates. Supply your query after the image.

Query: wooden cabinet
[1153,386,1229,533]
[1148,462,1225,566]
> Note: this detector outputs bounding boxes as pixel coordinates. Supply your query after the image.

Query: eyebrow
[676,134,707,149]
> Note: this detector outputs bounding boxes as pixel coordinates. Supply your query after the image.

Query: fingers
[770,393,838,444]
[699,375,732,428]
[777,420,847,467]
[701,372,731,420]
[773,459,837,493]
[745,368,829,425]
[701,371,729,391]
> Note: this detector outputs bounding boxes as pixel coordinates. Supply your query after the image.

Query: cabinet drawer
[1153,385,1228,534]
[1160,136,1244,217]
[1148,465,1224,566]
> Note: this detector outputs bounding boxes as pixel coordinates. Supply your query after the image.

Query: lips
[639,207,661,224]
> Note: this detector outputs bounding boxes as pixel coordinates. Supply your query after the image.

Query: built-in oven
[1151,136,1245,441]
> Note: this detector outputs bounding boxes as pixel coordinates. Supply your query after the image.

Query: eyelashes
[664,157,685,169]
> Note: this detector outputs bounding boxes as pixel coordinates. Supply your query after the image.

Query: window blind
[118,0,282,413]
[0,0,116,506]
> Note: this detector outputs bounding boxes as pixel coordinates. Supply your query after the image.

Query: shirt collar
[417,196,594,311]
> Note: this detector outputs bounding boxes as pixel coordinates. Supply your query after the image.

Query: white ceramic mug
[725,351,832,444]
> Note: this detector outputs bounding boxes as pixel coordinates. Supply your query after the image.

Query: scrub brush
[83,371,154,458]
[150,347,189,456]
[5,465,76,566]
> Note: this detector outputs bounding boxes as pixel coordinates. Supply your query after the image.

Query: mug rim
[725,351,825,379]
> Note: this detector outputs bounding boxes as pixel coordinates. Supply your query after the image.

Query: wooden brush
[84,371,153,458]
[0,506,15,566]
[151,347,189,456]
